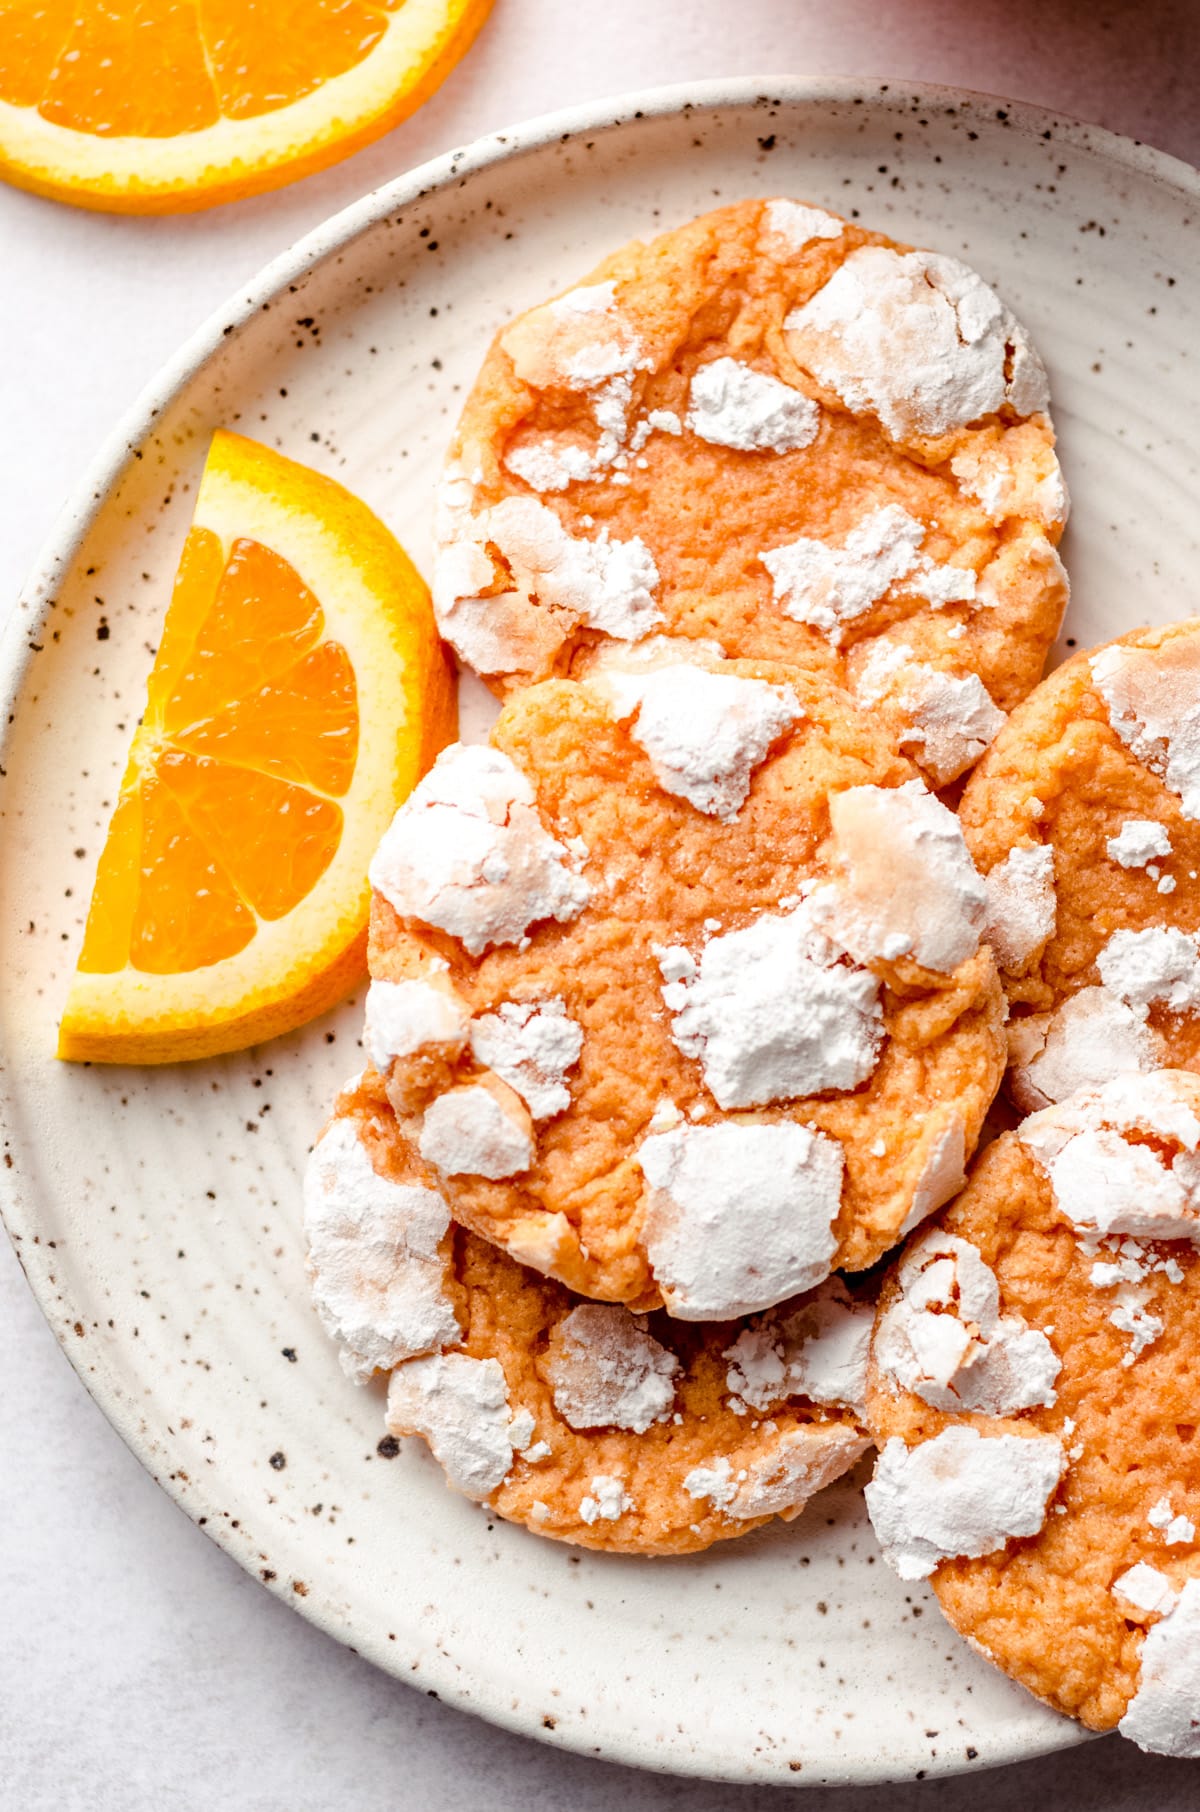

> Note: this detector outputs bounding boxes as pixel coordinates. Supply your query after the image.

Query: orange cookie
[433,197,1068,788]
[960,620,1200,1110]
[864,1070,1200,1753]
[304,1080,873,1555]
[363,650,1004,1309]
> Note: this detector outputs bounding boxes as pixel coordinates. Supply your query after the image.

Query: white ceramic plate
[4,79,1199,1787]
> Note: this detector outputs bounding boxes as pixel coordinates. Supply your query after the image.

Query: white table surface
[4,3,1200,1804]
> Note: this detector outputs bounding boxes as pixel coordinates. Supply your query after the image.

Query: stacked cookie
[861,621,1200,1754]
[302,198,1198,1751]
[304,197,1058,1549]
[305,197,1052,1553]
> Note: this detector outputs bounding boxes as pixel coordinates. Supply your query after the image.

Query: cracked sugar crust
[333,1084,870,1556]
[589,661,803,821]
[369,743,591,958]
[865,1427,1066,1581]
[782,244,1049,439]
[304,1114,460,1383]
[849,639,1006,788]
[368,666,1006,1307]
[960,621,1200,1105]
[865,1099,1200,1737]
[435,199,1066,782]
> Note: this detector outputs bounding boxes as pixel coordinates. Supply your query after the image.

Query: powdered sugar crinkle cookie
[960,620,1200,1110]
[864,1069,1200,1751]
[363,652,1006,1309]
[304,1081,874,1556]
[434,197,1068,789]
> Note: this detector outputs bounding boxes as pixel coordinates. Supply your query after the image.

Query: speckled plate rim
[3,75,1195,1786]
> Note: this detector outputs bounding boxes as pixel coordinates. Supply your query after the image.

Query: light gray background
[3,1,1199,1804]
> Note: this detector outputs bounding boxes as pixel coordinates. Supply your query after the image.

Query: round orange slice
[0,0,493,214]
[58,428,456,1064]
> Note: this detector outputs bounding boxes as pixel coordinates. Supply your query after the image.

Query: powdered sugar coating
[682,1459,738,1508]
[1113,1563,1180,1621]
[386,1353,524,1499]
[684,1425,871,1520]
[544,1304,680,1433]
[1066,1070,1200,1149]
[900,1118,968,1237]
[638,1121,844,1318]
[809,780,986,972]
[784,246,1050,440]
[657,900,883,1108]
[1148,1497,1196,1545]
[874,1229,1060,1413]
[363,976,469,1075]
[503,280,647,391]
[1105,1256,1166,1364]
[430,465,545,676]
[981,844,1057,972]
[418,1082,533,1180]
[627,408,683,453]
[480,496,662,642]
[685,357,820,453]
[552,281,618,317]
[763,198,845,250]
[761,504,976,645]
[504,438,599,493]
[1009,987,1163,1112]
[369,744,591,957]
[1092,637,1200,821]
[949,441,1068,529]
[1098,927,1200,1015]
[468,997,583,1121]
[1029,1134,1185,1237]
[853,641,1005,785]
[431,488,663,674]
[583,631,726,676]
[724,1279,874,1417]
[730,1427,871,1517]
[594,663,802,820]
[1019,1073,1200,1243]
[1108,820,1173,869]
[579,1474,635,1523]
[303,1119,459,1384]
[865,1427,1066,1580]
[1119,1578,1200,1755]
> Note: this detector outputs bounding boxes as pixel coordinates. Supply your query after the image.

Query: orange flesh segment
[0,0,78,107]
[39,0,220,136]
[78,785,141,972]
[0,0,403,127]
[200,0,388,121]
[80,530,357,976]
[173,639,359,795]
[160,534,326,732]
[148,525,227,719]
[156,749,345,922]
[128,774,256,972]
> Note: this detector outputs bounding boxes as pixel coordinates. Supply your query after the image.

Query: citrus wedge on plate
[0,0,492,214]
[58,428,456,1064]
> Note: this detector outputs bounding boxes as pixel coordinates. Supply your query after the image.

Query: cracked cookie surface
[434,197,1068,788]
[365,657,1005,1309]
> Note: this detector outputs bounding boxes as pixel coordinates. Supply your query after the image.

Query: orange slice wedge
[59,428,456,1063]
[0,0,492,214]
